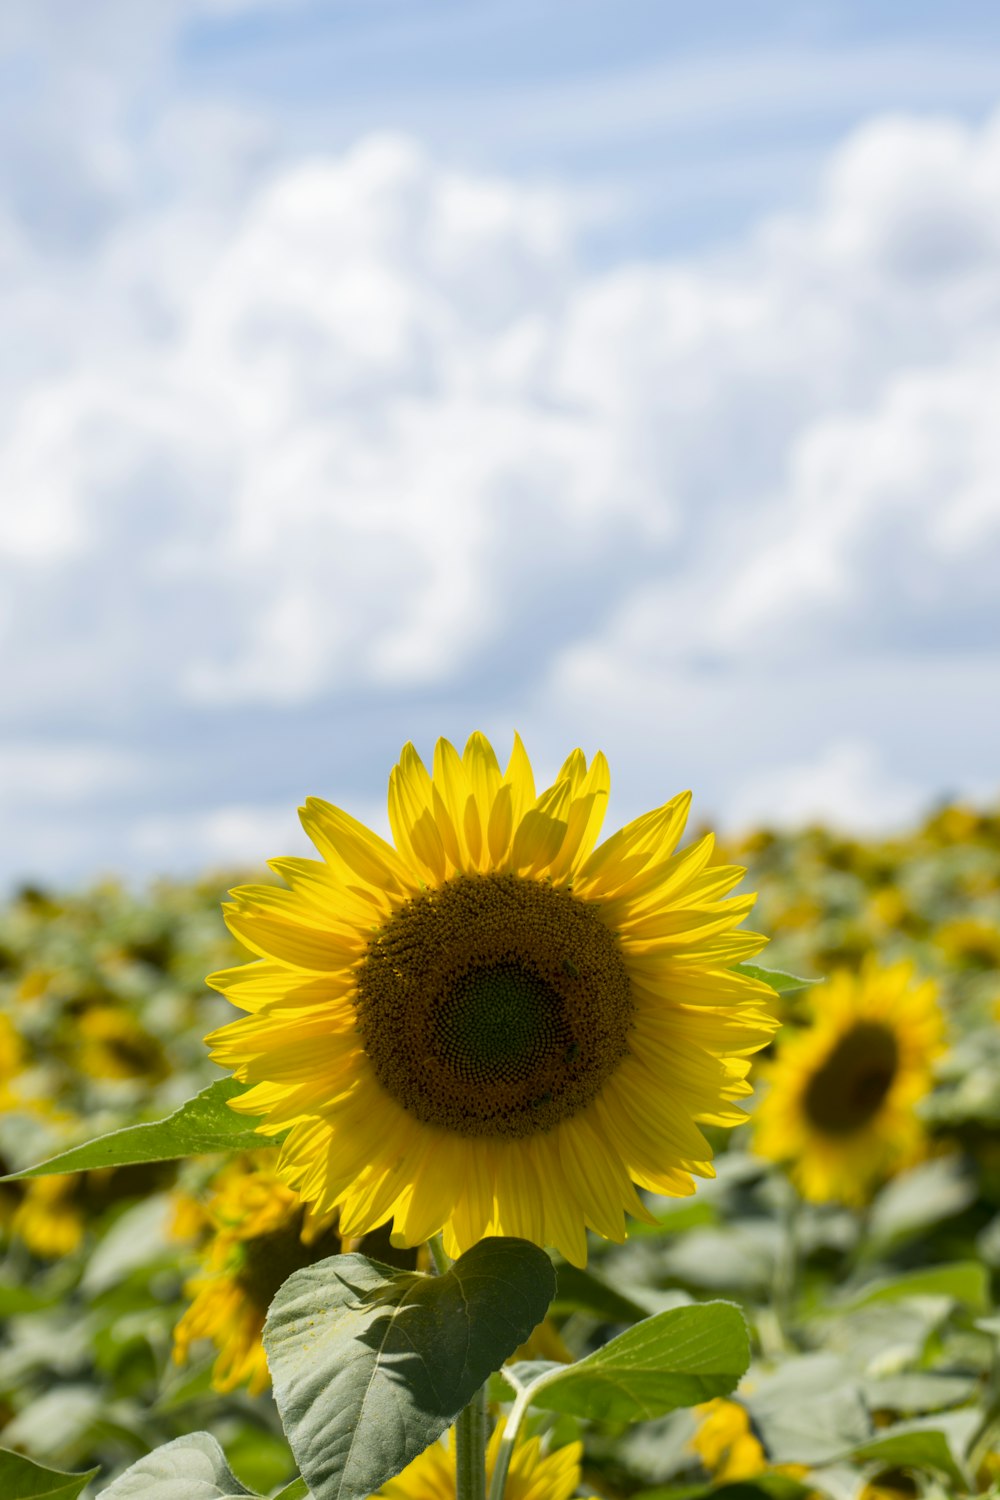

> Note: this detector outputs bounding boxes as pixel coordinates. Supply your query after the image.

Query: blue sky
[1,1,999,885]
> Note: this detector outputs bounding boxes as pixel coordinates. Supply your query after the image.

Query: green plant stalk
[455,1381,489,1500]
[486,1386,533,1500]
[428,1233,489,1500]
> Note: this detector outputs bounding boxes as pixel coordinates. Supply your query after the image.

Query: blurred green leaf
[839,1260,989,1314]
[96,1433,255,1497]
[552,1263,651,1323]
[867,1157,977,1253]
[851,1422,970,1490]
[0,1449,97,1500]
[736,965,817,993]
[0,1079,277,1180]
[745,1355,871,1465]
[264,1238,555,1500]
[862,1371,978,1414]
[506,1301,750,1423]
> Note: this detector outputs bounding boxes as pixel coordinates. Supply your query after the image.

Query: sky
[2,0,1000,887]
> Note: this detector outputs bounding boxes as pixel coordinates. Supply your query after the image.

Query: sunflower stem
[455,1383,489,1500]
[428,1233,450,1274]
[487,1386,532,1500]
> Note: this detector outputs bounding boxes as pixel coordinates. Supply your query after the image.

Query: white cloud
[726,742,926,834]
[2,77,1000,879]
[129,803,312,868]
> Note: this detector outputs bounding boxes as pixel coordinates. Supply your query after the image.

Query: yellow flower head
[377,1426,581,1500]
[753,958,945,1205]
[690,1399,766,1483]
[207,734,777,1266]
[172,1152,341,1395]
[11,1174,86,1259]
[75,1004,167,1082]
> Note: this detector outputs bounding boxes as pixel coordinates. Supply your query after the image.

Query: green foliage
[0,1449,97,1500]
[0,1081,274,1182]
[1,801,1000,1496]
[551,1263,651,1322]
[735,965,816,994]
[504,1303,750,1422]
[263,1240,555,1500]
[96,1433,253,1497]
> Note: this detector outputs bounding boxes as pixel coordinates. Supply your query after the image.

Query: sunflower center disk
[803,1021,900,1135]
[355,872,634,1138]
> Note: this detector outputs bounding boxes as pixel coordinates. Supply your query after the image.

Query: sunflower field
[2,750,1000,1500]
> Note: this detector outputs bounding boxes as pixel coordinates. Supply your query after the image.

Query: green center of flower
[435,964,575,1086]
[355,872,633,1138]
[803,1021,900,1135]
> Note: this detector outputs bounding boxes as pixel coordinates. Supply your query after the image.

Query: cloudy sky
[3,0,1000,886]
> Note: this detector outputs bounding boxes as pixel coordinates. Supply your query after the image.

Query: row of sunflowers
[1,790,999,1498]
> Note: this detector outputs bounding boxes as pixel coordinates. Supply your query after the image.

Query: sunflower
[172,1152,341,1395]
[689,1398,808,1486]
[752,959,944,1205]
[207,734,777,1267]
[376,1426,581,1500]
[11,1174,86,1258]
[690,1398,767,1483]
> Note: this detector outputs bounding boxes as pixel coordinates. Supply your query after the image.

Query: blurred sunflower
[690,1399,766,1482]
[0,1013,24,1103]
[753,959,944,1204]
[207,733,777,1266]
[12,1174,86,1258]
[376,1426,581,1500]
[690,1399,807,1486]
[172,1152,341,1395]
[75,1004,167,1081]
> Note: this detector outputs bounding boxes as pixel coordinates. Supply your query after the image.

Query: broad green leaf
[0,1079,277,1181]
[851,1423,970,1490]
[839,1260,989,1314]
[507,1301,750,1423]
[745,1355,871,1465]
[736,964,816,993]
[867,1158,976,1253]
[271,1483,311,1500]
[264,1237,555,1500]
[0,1281,59,1316]
[552,1263,650,1323]
[0,1448,97,1500]
[862,1372,978,1414]
[97,1433,255,1498]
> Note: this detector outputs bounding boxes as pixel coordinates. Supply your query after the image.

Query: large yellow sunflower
[376,1426,581,1500]
[752,959,944,1205]
[207,734,777,1266]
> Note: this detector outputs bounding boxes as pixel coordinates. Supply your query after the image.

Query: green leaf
[263,1237,556,1500]
[867,1157,976,1253]
[736,964,816,994]
[97,1433,255,1498]
[744,1355,871,1465]
[552,1263,651,1323]
[0,1079,277,1180]
[839,1260,990,1314]
[0,1449,97,1500]
[862,1372,978,1414]
[851,1423,970,1490]
[271,1483,311,1500]
[506,1301,750,1423]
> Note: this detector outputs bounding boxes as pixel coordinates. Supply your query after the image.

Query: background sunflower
[752,958,945,1204]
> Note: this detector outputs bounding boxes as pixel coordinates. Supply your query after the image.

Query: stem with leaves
[429,1235,489,1500]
